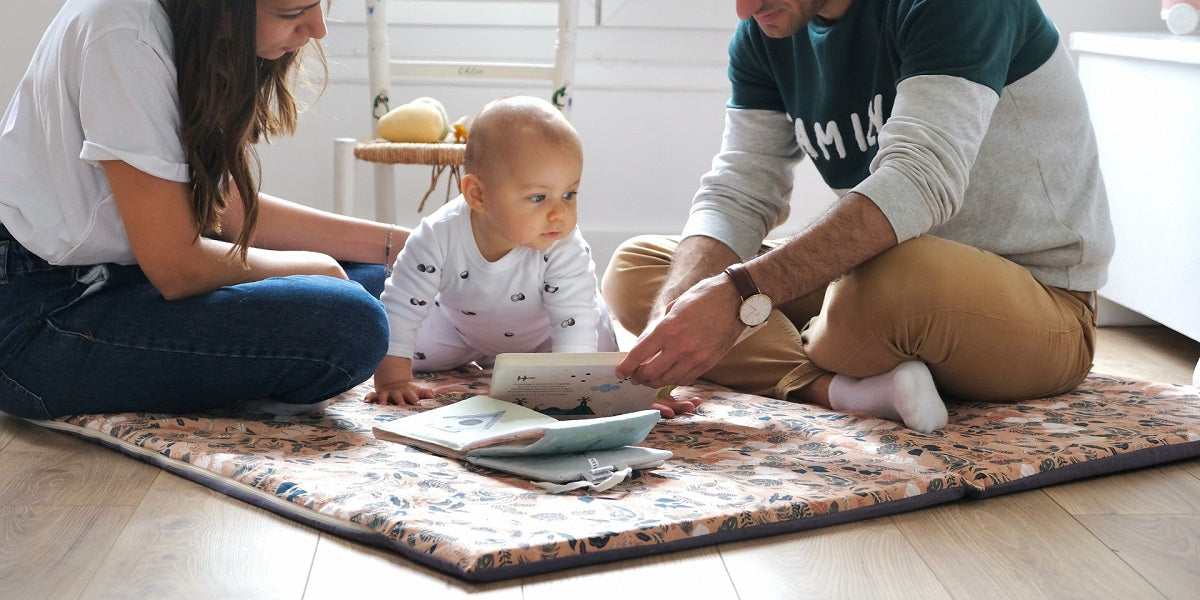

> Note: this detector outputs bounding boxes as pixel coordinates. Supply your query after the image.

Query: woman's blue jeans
[0,225,389,419]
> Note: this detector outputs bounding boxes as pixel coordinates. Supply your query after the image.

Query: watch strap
[723,263,760,300]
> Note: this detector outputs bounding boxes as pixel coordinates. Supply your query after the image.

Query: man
[605,0,1113,432]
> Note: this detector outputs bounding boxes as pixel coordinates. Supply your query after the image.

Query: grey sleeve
[681,108,802,260]
[853,74,999,243]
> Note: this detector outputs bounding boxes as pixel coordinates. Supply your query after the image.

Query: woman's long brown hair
[162,0,326,262]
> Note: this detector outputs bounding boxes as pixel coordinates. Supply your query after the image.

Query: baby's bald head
[463,95,581,181]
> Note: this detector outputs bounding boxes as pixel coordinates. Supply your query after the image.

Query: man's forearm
[747,192,899,306]
[652,235,741,321]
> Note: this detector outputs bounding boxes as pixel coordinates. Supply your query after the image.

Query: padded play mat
[33,369,1200,582]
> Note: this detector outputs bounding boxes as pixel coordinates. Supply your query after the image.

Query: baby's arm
[543,232,607,352]
[366,355,436,406]
[372,209,446,406]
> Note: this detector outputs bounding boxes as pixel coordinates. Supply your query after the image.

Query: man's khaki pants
[602,235,1096,402]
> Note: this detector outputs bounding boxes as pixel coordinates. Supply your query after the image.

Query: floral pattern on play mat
[51,370,1200,580]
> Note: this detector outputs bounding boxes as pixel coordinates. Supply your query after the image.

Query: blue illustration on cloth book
[425,411,504,434]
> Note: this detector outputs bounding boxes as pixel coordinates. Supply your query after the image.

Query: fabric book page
[371,394,661,458]
[489,352,661,418]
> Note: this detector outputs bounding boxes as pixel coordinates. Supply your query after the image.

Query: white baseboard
[1096,295,1158,327]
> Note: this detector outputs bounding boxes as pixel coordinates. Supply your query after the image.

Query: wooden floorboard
[0,325,1196,599]
[81,473,320,600]
[520,547,738,600]
[893,492,1162,599]
[1074,514,1200,600]
[303,535,522,599]
[0,505,135,600]
[0,418,157,506]
[719,518,953,600]
[1044,460,1200,516]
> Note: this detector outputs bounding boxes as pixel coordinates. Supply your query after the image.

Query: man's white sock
[827,361,948,432]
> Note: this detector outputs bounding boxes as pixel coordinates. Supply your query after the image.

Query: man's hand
[617,271,745,389]
[647,236,742,324]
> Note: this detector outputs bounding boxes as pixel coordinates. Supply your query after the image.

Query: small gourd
[378,97,450,143]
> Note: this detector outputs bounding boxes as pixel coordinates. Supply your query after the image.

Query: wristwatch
[723,263,772,327]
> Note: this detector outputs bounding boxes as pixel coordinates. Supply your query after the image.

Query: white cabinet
[1071,32,1200,378]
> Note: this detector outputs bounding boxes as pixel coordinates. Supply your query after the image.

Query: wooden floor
[1,326,1198,600]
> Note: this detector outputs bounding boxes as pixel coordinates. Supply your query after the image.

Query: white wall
[1,0,1167,271]
[0,1,63,102]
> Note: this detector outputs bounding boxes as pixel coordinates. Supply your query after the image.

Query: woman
[0,0,403,419]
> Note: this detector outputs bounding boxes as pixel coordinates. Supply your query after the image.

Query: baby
[367,95,618,406]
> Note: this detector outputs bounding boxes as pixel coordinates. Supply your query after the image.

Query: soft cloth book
[467,446,673,486]
[488,351,664,418]
[372,394,660,458]
[372,394,669,488]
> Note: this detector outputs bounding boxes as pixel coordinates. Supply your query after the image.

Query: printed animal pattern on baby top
[405,248,583,345]
[382,196,603,362]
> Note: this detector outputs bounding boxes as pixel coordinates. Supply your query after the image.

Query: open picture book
[372,394,671,485]
[487,351,666,418]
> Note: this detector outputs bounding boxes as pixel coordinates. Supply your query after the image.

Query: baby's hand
[365,381,436,406]
[367,355,435,406]
[652,385,703,419]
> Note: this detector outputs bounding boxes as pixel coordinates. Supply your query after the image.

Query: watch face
[738,294,772,327]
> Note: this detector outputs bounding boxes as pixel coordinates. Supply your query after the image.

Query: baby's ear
[461,173,486,212]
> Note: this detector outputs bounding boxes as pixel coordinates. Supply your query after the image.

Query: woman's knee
[311,279,389,377]
[248,276,388,388]
[261,280,389,404]
[0,369,53,419]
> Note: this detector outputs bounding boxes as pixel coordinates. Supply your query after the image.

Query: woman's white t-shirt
[0,0,187,265]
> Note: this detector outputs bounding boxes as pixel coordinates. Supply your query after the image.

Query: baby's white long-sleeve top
[382,196,608,361]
